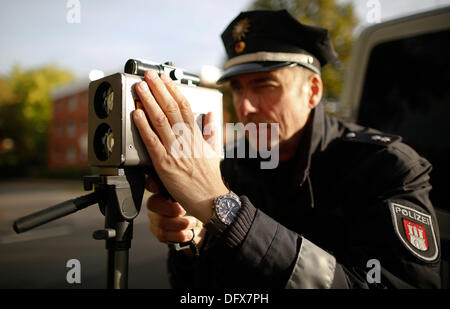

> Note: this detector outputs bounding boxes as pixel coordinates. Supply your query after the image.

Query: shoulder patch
[388,201,439,262]
[343,131,401,146]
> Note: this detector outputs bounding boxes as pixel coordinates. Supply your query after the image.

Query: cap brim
[216,61,295,84]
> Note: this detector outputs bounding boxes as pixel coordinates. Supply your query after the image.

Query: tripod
[13,167,145,289]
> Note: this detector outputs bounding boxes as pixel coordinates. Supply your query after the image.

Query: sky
[1,0,449,81]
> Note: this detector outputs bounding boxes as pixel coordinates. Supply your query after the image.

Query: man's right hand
[146,178,206,253]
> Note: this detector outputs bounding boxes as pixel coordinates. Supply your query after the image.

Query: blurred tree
[0,65,74,177]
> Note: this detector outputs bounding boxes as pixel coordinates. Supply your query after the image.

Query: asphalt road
[0,179,171,289]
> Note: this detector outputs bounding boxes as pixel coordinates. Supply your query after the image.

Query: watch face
[216,196,241,225]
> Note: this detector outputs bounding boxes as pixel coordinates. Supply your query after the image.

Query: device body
[88,72,223,167]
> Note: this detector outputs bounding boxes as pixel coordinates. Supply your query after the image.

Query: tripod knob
[93,228,116,240]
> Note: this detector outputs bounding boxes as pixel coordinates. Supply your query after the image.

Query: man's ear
[308,74,323,109]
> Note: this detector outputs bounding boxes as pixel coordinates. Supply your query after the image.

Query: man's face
[229,66,316,157]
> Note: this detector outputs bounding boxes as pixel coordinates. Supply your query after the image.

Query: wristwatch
[204,192,242,236]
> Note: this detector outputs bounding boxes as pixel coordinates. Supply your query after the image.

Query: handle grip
[13,192,98,233]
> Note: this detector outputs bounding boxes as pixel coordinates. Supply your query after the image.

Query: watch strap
[204,210,227,235]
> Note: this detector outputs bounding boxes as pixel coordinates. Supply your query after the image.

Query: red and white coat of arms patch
[389,202,439,262]
[403,219,428,251]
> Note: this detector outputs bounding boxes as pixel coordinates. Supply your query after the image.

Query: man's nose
[238,95,258,118]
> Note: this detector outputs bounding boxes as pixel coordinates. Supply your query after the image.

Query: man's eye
[255,84,276,90]
[230,85,242,93]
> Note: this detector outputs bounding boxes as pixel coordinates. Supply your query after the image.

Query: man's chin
[245,125,280,152]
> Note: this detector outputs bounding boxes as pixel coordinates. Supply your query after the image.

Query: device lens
[93,123,114,161]
[94,82,114,119]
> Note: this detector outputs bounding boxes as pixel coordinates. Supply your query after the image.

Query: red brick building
[48,80,89,169]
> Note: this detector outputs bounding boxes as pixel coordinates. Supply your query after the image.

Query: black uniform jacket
[168,103,441,289]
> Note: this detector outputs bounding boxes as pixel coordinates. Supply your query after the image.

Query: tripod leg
[104,208,133,289]
[90,169,145,289]
[112,248,129,289]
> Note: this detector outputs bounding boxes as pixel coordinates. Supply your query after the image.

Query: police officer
[132,10,441,288]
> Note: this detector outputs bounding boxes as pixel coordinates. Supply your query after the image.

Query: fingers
[150,225,197,243]
[149,213,200,232]
[134,71,198,162]
[147,193,185,217]
[134,82,177,149]
[203,112,218,152]
[159,73,195,128]
[133,109,167,164]
[144,71,186,126]
[146,193,204,244]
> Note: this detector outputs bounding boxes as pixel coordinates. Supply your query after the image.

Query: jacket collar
[290,102,343,185]
[310,102,343,156]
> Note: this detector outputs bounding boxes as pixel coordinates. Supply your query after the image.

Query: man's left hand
[132,70,229,223]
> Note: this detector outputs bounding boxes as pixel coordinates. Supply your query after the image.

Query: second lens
[93,123,114,161]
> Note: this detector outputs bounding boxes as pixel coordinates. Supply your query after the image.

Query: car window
[357,29,450,211]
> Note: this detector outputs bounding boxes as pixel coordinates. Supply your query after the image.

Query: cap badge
[232,18,250,54]
[232,18,250,41]
[235,41,246,53]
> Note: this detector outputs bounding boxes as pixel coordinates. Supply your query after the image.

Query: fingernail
[146,70,158,79]
[160,73,170,81]
[139,81,148,91]
[133,109,144,119]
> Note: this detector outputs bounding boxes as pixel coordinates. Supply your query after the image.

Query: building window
[55,147,62,161]
[66,147,76,163]
[67,120,76,137]
[68,96,77,111]
[55,122,62,137]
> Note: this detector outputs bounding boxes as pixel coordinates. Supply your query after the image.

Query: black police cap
[217,9,338,83]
